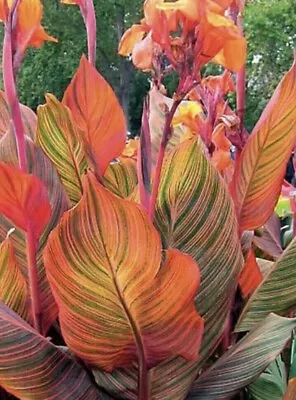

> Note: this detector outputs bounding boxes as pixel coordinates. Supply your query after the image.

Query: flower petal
[118,23,149,56]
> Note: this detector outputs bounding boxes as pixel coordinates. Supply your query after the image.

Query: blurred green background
[0,0,295,135]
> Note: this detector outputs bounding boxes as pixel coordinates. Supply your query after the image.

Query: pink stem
[80,0,97,66]
[148,100,181,221]
[26,227,42,333]
[236,12,246,134]
[2,3,27,172]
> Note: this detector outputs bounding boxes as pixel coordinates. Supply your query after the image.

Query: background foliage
[0,0,295,134]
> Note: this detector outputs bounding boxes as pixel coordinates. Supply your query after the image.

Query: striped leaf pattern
[0,129,69,332]
[0,91,37,139]
[63,56,126,176]
[93,138,247,399]
[155,138,243,364]
[236,237,296,332]
[0,238,30,323]
[247,357,287,400]
[189,314,296,399]
[231,60,296,232]
[44,172,203,377]
[103,158,138,198]
[37,94,88,204]
[0,302,102,400]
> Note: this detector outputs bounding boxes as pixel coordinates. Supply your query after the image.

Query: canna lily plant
[0,0,296,399]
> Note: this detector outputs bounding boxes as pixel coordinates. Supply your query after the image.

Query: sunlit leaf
[44,172,203,375]
[231,60,296,232]
[103,158,138,198]
[237,237,296,332]
[189,314,296,399]
[37,94,87,204]
[0,302,101,399]
[63,55,126,176]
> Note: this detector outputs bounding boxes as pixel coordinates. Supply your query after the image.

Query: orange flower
[198,11,246,71]
[202,71,235,95]
[0,0,57,51]
[119,0,246,73]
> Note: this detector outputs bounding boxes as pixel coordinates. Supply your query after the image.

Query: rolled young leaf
[189,313,296,399]
[0,302,101,399]
[44,172,204,376]
[231,59,296,232]
[63,55,127,176]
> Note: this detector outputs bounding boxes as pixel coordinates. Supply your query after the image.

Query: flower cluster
[119,0,246,79]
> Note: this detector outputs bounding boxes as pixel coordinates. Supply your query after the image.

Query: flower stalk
[80,0,97,66]
[2,0,27,172]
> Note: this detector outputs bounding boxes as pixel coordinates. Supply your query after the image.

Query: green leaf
[37,94,88,204]
[103,158,138,198]
[189,314,296,399]
[94,138,246,399]
[237,237,296,332]
[247,356,287,400]
[0,302,102,400]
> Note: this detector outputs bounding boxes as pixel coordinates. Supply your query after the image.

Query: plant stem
[2,6,27,172]
[148,99,181,221]
[236,11,246,134]
[81,0,97,66]
[26,227,42,333]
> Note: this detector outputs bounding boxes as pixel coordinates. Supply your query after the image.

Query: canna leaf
[63,55,126,176]
[37,94,88,204]
[189,313,296,399]
[230,60,296,232]
[238,249,263,299]
[0,302,102,400]
[0,91,37,139]
[0,161,51,239]
[103,158,138,198]
[118,137,247,399]
[0,237,30,323]
[247,356,287,400]
[0,128,69,332]
[253,213,283,260]
[155,138,243,363]
[149,87,185,165]
[44,171,203,375]
[237,237,296,332]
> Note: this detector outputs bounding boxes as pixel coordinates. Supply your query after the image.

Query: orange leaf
[44,171,203,372]
[239,249,263,298]
[231,59,296,232]
[63,56,127,176]
[0,162,51,239]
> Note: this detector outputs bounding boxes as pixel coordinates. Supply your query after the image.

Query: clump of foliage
[0,0,296,399]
